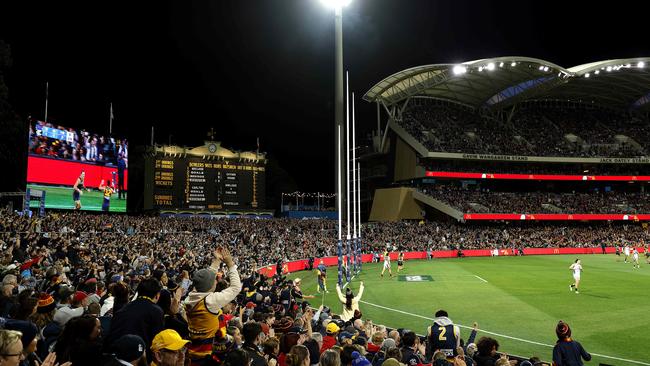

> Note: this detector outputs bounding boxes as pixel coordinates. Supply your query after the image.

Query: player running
[569,259,582,294]
[99,178,115,212]
[72,171,87,210]
[397,252,404,272]
[632,248,640,269]
[624,244,630,263]
[380,248,393,278]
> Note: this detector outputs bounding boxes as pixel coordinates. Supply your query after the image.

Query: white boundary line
[474,275,488,283]
[359,300,650,366]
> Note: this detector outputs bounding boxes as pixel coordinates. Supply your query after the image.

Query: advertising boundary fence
[258,247,617,277]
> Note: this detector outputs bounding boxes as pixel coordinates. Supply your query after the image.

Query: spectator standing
[104,278,164,360]
[552,321,591,366]
[183,247,241,364]
[335,282,364,322]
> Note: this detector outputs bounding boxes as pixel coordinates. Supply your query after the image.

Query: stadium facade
[360,57,650,222]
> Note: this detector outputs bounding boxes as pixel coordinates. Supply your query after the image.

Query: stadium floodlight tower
[321,0,352,286]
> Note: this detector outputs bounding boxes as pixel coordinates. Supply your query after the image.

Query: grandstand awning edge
[364,56,650,111]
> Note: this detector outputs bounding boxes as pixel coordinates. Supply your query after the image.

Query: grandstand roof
[364,57,650,111]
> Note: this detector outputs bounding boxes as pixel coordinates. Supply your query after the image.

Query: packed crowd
[0,209,620,366]
[422,160,650,177]
[399,99,650,157]
[28,119,128,167]
[421,186,650,214]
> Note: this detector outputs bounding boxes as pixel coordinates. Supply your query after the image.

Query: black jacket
[104,298,164,359]
[243,343,267,366]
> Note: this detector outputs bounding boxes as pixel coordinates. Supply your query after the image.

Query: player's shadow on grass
[580,293,611,299]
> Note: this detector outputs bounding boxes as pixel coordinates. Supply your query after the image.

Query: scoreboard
[152,157,265,210]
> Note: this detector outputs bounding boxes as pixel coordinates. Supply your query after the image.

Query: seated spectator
[105,334,148,366]
[150,329,190,366]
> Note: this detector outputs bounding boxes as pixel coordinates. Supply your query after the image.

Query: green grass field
[287,255,650,366]
[27,184,127,212]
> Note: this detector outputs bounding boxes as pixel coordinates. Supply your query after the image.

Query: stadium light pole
[321,0,352,285]
[351,91,357,275]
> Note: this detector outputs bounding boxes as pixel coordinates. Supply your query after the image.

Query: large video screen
[26,119,128,212]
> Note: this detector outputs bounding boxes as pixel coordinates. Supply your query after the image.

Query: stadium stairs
[389,118,429,156]
[411,189,464,221]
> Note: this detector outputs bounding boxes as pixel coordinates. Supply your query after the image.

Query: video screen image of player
[26,119,128,212]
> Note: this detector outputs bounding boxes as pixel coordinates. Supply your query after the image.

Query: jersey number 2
[438,326,447,341]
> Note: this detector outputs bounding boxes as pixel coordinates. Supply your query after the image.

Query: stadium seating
[399,99,650,157]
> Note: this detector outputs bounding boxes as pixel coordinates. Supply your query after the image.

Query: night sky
[1,1,647,193]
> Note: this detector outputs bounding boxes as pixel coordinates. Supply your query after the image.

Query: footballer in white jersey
[632,248,640,269]
[624,245,630,263]
[380,249,393,278]
[569,259,582,294]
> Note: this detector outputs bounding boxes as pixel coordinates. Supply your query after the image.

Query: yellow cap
[326,322,340,334]
[151,329,190,352]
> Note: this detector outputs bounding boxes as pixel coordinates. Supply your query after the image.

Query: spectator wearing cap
[53,315,102,365]
[321,322,339,353]
[552,321,591,366]
[30,293,56,330]
[4,320,40,366]
[104,278,164,361]
[105,334,148,366]
[351,351,372,366]
[335,282,364,322]
[183,247,241,364]
[242,322,267,366]
[150,329,190,366]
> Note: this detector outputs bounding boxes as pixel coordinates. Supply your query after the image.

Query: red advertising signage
[463,213,650,221]
[27,156,128,189]
[425,171,650,182]
[257,247,620,276]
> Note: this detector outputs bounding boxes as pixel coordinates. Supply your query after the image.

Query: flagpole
[109,103,113,135]
[44,82,49,122]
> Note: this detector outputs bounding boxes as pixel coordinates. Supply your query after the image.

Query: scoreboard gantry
[145,142,266,211]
